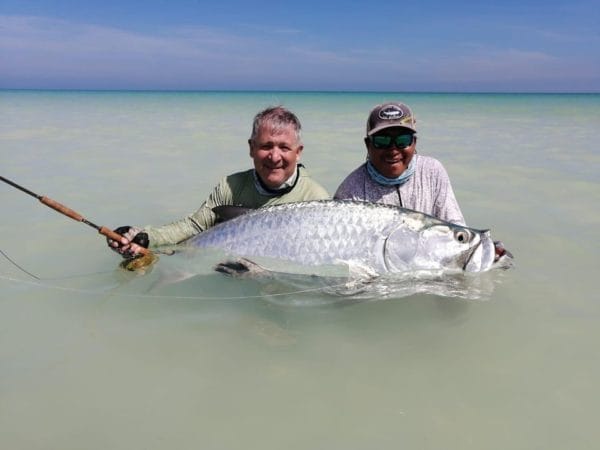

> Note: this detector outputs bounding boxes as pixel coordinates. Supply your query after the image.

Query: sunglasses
[369,134,415,150]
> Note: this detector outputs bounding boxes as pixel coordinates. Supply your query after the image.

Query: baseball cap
[366,102,417,136]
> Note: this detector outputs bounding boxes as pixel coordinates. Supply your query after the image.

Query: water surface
[1,90,599,449]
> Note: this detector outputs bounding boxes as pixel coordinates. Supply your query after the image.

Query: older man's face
[249,124,303,189]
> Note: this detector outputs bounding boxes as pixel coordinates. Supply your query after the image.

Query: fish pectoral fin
[214,258,269,277]
[328,276,379,297]
[345,260,380,279]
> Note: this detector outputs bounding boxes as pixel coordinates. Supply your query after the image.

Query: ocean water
[1,90,599,449]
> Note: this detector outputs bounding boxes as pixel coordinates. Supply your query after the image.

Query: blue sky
[1,0,599,92]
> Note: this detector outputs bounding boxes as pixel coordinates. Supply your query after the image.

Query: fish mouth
[493,240,513,262]
[492,240,514,269]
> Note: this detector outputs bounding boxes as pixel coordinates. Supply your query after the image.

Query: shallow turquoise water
[1,90,599,449]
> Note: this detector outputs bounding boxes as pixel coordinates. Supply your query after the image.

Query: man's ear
[248,139,253,157]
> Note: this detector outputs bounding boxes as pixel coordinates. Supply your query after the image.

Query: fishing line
[0,247,114,281]
[0,271,360,301]
[0,247,362,300]
[0,248,41,280]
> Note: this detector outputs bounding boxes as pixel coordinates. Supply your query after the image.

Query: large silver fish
[185,200,512,275]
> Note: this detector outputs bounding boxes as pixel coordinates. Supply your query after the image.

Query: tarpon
[185,200,512,276]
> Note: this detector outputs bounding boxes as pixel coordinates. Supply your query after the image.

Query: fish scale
[187,200,501,273]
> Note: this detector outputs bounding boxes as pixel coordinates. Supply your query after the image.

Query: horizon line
[1,88,599,95]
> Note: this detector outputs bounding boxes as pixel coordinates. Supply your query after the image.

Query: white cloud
[0,15,249,61]
[0,14,598,91]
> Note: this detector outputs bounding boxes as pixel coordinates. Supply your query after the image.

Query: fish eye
[454,230,470,243]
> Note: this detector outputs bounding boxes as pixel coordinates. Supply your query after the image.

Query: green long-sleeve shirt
[144,166,329,247]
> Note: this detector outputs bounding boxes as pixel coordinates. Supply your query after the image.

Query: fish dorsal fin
[212,205,253,222]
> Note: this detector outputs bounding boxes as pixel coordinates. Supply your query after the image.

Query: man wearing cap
[108,106,329,258]
[334,102,465,225]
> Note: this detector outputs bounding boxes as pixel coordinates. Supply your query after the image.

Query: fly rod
[1,175,151,257]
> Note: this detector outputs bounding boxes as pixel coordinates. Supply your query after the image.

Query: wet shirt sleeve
[143,178,233,247]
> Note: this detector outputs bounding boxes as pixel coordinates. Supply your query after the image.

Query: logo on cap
[378,105,404,121]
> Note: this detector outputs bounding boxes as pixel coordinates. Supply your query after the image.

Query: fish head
[384,222,499,273]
